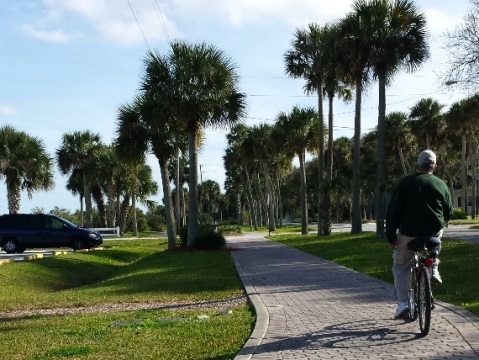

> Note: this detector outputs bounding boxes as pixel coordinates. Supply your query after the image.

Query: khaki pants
[391,230,442,302]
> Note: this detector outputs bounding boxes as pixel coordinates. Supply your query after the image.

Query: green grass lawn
[0,239,254,360]
[270,231,479,317]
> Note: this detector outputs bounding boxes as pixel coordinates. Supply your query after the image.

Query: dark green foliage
[451,207,468,220]
[219,224,242,235]
[180,224,227,250]
[195,228,227,250]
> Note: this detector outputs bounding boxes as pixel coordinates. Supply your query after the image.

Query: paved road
[229,232,479,360]
[331,223,479,243]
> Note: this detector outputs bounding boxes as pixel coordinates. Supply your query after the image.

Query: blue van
[0,214,103,253]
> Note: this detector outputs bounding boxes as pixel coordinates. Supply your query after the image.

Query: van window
[47,216,66,230]
[23,215,44,230]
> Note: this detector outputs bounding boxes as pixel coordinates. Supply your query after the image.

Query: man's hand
[388,241,396,250]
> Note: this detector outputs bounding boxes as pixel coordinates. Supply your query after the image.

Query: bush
[179,224,226,250]
[451,207,467,220]
[219,224,242,235]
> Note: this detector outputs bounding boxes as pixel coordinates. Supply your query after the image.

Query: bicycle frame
[408,246,434,337]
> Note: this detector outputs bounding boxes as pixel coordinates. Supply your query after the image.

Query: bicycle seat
[407,236,441,251]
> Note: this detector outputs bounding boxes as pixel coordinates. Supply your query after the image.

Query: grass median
[270,229,479,317]
[0,239,254,360]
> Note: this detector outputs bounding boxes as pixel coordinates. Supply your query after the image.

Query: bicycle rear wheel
[408,267,418,321]
[418,267,432,337]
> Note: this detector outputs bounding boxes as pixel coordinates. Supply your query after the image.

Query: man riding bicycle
[386,150,453,319]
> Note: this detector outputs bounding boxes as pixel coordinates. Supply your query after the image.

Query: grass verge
[270,231,479,317]
[0,238,254,359]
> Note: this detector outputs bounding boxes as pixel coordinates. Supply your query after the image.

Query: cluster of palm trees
[0,127,158,233]
[115,41,245,249]
[225,89,479,234]
[282,0,429,237]
[224,108,319,235]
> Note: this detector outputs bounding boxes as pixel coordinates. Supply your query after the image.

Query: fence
[91,227,120,238]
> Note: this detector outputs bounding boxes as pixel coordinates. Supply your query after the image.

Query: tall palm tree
[163,41,246,248]
[56,131,102,227]
[335,14,373,234]
[0,126,54,214]
[302,22,353,235]
[284,23,329,235]
[352,0,429,237]
[115,93,177,249]
[275,106,318,234]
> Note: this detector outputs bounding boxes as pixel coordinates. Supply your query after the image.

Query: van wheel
[71,238,85,250]
[3,239,19,254]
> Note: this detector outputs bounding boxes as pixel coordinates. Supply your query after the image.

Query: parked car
[0,214,103,253]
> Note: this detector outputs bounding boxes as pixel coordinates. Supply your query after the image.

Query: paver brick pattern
[229,233,479,360]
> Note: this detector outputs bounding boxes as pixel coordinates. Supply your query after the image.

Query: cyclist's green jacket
[386,172,453,244]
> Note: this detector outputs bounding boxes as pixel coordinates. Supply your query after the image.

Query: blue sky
[0,0,473,214]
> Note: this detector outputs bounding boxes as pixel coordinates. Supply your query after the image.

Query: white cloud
[0,105,18,115]
[37,0,180,45]
[172,0,352,26]
[27,0,354,46]
[21,24,72,43]
[425,7,464,36]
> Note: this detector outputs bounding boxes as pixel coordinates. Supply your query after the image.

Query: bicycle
[406,236,440,337]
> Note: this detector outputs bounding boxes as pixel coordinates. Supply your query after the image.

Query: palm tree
[335,14,373,234]
[56,131,102,227]
[409,98,445,149]
[224,124,258,230]
[66,169,84,225]
[275,106,318,234]
[115,93,177,249]
[385,112,414,176]
[0,126,54,214]
[284,23,329,235]
[247,124,277,232]
[162,41,246,248]
[352,0,429,237]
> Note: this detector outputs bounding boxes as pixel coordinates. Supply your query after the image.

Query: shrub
[179,224,226,250]
[451,207,467,220]
[219,224,242,235]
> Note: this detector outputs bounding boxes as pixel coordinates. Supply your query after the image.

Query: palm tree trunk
[398,146,408,176]
[471,139,479,219]
[299,151,308,235]
[322,93,334,236]
[262,161,276,232]
[159,158,177,249]
[351,78,363,234]
[175,149,181,233]
[317,78,324,236]
[105,184,117,228]
[462,135,467,214]
[187,130,199,248]
[83,174,93,227]
[376,72,386,238]
[243,168,257,230]
[80,195,84,227]
[327,94,334,182]
[132,193,138,237]
[7,183,20,214]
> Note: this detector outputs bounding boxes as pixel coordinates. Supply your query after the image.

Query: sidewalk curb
[232,255,269,360]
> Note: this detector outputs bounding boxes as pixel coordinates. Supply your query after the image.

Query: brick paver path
[229,232,479,360]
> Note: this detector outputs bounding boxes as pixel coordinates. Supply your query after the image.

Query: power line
[127,0,151,50]
[151,0,171,43]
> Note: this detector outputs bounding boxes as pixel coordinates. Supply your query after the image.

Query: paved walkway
[228,232,479,360]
